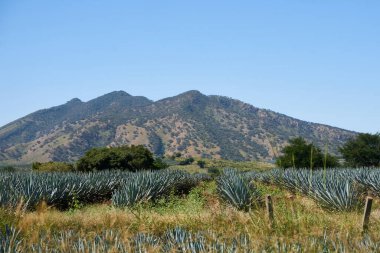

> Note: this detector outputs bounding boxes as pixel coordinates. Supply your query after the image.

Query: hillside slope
[0,90,356,164]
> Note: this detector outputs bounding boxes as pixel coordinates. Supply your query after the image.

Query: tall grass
[4,182,380,252]
[1,168,380,251]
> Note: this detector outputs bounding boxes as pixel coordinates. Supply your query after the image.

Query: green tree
[153,157,169,170]
[340,133,380,167]
[197,160,206,168]
[76,145,164,172]
[179,157,194,165]
[276,137,339,169]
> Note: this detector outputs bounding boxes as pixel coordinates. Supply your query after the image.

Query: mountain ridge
[0,90,357,164]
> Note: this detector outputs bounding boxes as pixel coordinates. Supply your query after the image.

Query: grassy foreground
[1,180,380,252]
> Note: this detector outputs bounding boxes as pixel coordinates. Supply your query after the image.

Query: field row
[0,170,211,211]
[2,225,380,252]
[1,168,380,252]
[1,168,380,212]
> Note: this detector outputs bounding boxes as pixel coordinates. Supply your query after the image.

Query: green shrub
[77,145,164,172]
[197,160,206,168]
[153,157,169,170]
[340,133,380,167]
[179,157,194,165]
[207,167,220,177]
[32,162,75,172]
[276,137,339,169]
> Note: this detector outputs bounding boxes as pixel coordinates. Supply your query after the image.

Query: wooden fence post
[362,196,373,233]
[265,195,275,229]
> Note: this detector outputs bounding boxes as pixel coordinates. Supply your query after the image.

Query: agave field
[0,170,211,211]
[3,225,380,252]
[253,168,380,211]
[1,167,380,252]
[216,168,380,212]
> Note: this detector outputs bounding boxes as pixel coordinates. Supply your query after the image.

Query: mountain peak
[67,98,82,104]
[0,90,357,164]
[87,90,132,103]
[172,90,207,101]
[103,90,131,97]
[179,90,204,97]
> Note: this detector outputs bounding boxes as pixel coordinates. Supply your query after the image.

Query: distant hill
[0,90,357,164]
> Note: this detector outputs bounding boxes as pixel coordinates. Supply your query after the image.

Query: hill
[0,90,357,164]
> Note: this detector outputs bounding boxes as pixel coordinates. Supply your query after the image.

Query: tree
[197,160,206,168]
[340,133,380,167]
[153,157,169,170]
[276,137,339,169]
[76,145,164,172]
[179,157,194,165]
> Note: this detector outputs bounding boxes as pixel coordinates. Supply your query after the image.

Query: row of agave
[3,226,380,252]
[354,169,380,196]
[216,169,262,211]
[112,171,211,207]
[253,168,380,211]
[0,170,211,210]
[0,171,122,210]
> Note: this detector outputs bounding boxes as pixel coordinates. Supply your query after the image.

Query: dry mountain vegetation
[0,90,356,164]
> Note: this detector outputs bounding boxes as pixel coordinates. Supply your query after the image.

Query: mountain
[0,90,357,164]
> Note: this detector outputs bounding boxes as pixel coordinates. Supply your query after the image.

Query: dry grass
[9,182,380,250]
[0,180,378,252]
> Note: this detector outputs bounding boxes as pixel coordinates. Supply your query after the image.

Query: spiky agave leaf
[310,177,363,211]
[0,171,125,210]
[217,169,261,211]
[0,226,22,253]
[259,168,364,211]
[112,170,180,207]
[355,168,380,196]
[112,170,210,207]
[0,169,208,210]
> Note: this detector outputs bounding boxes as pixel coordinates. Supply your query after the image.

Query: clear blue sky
[0,1,379,133]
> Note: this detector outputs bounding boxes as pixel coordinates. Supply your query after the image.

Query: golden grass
[0,181,378,252]
[12,183,380,248]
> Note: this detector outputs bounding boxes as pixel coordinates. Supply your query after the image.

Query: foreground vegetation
[1,133,380,252]
[1,167,380,252]
[2,199,380,252]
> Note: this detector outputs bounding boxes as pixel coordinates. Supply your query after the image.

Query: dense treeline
[276,133,380,169]
[32,145,167,172]
[77,145,167,171]
[276,137,338,169]
[340,133,380,167]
